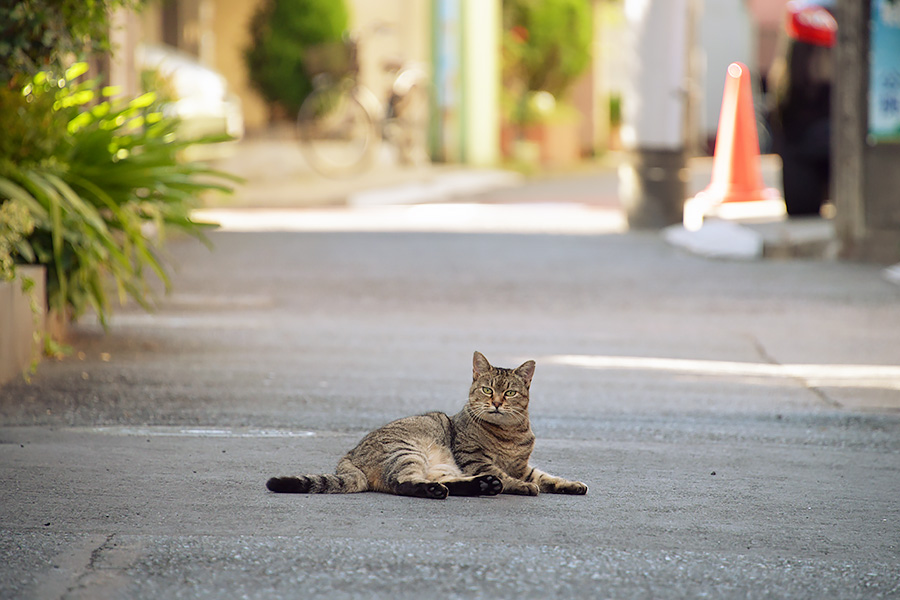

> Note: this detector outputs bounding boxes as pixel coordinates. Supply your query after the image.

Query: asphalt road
[2,224,899,599]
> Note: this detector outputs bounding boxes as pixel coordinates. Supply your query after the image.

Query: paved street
[1,173,900,598]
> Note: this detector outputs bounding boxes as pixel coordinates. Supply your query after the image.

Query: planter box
[0,266,45,385]
[524,120,582,167]
[502,119,582,167]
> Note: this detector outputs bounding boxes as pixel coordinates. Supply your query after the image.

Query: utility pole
[618,0,695,228]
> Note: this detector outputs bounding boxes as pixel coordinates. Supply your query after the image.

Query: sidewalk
[207,131,522,209]
[208,135,840,261]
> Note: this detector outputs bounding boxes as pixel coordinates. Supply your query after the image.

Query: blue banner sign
[869,0,900,142]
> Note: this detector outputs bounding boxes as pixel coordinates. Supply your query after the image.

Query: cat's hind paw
[444,474,502,497]
[397,481,449,499]
[425,482,450,499]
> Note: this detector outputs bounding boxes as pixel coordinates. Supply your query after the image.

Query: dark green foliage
[502,0,592,99]
[244,0,350,117]
[0,0,141,85]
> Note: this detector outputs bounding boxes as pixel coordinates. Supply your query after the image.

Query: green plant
[244,0,350,117]
[609,93,622,127]
[0,200,35,282]
[502,0,592,123]
[0,63,239,328]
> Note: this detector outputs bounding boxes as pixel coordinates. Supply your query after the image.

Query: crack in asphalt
[747,333,843,409]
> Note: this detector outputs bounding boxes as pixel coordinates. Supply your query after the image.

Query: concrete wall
[834,0,900,263]
[0,267,45,386]
[863,147,900,262]
[348,0,431,103]
[212,0,269,132]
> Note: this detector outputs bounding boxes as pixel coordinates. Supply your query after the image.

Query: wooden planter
[0,266,45,384]
[502,119,582,167]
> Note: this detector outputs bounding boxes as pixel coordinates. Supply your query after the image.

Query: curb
[348,170,523,206]
[664,217,838,260]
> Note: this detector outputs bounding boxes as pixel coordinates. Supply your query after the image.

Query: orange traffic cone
[684,62,782,230]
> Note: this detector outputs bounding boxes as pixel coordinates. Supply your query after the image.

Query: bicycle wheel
[388,79,431,166]
[297,83,378,177]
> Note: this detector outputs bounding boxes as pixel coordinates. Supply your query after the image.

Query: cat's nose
[492,398,503,408]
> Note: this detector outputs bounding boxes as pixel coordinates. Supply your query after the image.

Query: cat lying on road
[266,351,588,499]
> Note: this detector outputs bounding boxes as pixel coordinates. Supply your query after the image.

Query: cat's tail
[266,459,368,494]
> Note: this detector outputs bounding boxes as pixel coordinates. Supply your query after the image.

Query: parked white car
[135,43,244,144]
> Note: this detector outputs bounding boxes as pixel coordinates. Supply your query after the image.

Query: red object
[510,26,529,43]
[786,1,837,47]
[701,62,781,205]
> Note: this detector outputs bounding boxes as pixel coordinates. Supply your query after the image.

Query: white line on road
[91,427,316,438]
[544,354,900,390]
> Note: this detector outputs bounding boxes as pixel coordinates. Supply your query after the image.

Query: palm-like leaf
[0,64,241,329]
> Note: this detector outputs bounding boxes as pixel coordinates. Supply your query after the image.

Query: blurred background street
[2,0,900,598]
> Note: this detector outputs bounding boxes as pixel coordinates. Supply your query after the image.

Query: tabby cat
[266,351,588,499]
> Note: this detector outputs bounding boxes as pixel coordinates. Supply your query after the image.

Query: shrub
[0,64,239,327]
[244,0,350,117]
[502,0,592,122]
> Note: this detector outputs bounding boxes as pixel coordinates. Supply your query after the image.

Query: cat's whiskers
[505,406,527,419]
[468,404,491,422]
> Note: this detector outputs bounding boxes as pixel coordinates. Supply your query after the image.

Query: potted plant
[501,0,592,166]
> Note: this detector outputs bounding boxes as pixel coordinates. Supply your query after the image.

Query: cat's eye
[481,386,493,395]
[504,390,517,397]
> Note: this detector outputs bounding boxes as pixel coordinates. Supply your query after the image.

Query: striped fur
[266,351,587,499]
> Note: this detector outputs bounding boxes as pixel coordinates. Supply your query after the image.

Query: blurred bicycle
[297,26,431,178]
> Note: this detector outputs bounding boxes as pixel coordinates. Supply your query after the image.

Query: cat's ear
[473,351,492,379]
[515,360,536,388]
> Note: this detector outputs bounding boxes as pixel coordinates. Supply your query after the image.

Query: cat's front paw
[562,481,588,495]
[507,481,540,496]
